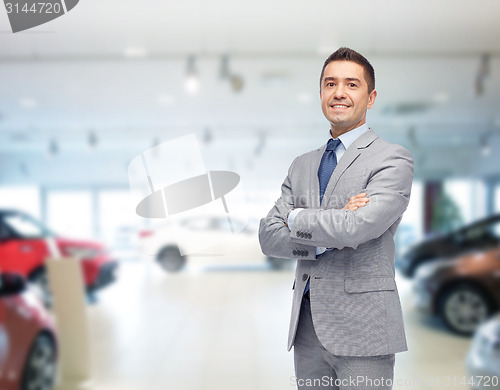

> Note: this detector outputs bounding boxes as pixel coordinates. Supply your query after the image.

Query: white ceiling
[1,0,500,186]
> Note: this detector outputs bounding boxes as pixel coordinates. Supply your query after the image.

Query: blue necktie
[318,138,342,203]
[304,138,342,297]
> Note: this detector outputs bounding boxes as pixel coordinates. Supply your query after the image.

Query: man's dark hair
[319,47,375,92]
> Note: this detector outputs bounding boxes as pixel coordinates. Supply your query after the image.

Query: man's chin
[329,123,363,137]
[329,119,353,130]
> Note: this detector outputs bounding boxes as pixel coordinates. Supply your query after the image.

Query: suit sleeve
[289,145,414,250]
[258,157,317,260]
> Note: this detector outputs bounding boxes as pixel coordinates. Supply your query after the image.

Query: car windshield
[486,220,500,239]
[2,212,53,239]
[461,218,500,241]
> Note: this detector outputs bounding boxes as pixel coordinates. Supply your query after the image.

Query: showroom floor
[86,260,472,390]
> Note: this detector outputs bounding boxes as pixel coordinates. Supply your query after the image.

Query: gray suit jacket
[259,129,414,357]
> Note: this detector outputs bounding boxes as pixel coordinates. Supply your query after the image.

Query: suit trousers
[293,296,395,390]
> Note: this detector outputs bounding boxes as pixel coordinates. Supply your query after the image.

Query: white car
[138,215,293,271]
[466,314,500,389]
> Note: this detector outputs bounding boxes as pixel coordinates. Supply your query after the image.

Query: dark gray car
[397,214,500,278]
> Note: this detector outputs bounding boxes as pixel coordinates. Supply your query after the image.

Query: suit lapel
[309,146,325,209]
[319,128,378,208]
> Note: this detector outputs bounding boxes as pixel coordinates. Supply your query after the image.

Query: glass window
[99,190,141,252]
[2,212,50,239]
[0,186,40,219]
[47,190,93,239]
[444,180,487,224]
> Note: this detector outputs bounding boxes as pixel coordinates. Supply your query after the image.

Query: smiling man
[259,48,414,389]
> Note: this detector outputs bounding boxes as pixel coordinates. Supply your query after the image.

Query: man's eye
[348,83,357,88]
[327,82,335,87]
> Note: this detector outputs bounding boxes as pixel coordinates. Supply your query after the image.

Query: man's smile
[330,104,350,109]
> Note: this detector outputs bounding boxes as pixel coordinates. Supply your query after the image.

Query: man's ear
[367,89,377,109]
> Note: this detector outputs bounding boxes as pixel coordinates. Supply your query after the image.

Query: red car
[0,272,58,390]
[0,209,118,306]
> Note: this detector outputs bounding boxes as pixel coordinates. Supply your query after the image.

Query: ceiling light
[185,76,199,95]
[475,54,490,97]
[254,131,267,156]
[185,56,199,95]
[407,126,418,149]
[480,133,491,157]
[202,128,213,144]
[219,55,244,93]
[87,130,98,151]
[48,139,58,157]
[230,74,244,93]
[219,55,230,80]
[481,144,490,157]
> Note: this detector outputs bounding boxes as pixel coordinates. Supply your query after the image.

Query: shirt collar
[330,123,370,150]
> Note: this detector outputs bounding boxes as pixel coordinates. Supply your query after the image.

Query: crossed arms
[258,145,414,259]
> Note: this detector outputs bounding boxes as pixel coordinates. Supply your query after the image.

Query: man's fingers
[349,198,369,206]
[342,192,369,210]
[350,192,367,200]
[342,195,370,210]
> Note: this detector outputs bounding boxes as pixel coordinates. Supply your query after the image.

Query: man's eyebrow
[323,77,361,83]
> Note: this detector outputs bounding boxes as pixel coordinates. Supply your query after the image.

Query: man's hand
[342,193,370,211]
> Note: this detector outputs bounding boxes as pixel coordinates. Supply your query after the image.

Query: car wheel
[28,269,52,308]
[438,283,492,335]
[21,333,57,390]
[157,246,186,272]
[267,256,290,270]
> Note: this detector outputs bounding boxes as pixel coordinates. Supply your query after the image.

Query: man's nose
[333,84,347,99]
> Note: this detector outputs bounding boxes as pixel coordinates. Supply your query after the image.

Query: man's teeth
[332,105,348,108]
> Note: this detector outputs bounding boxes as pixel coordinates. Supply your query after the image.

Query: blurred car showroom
[1,1,500,389]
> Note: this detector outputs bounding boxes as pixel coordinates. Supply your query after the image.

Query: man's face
[320,60,377,136]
